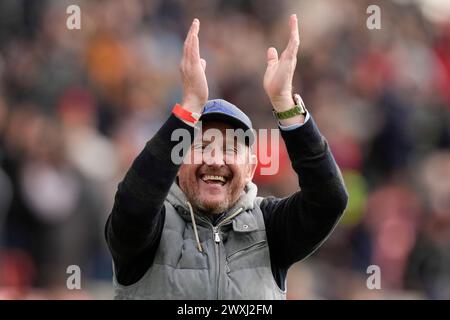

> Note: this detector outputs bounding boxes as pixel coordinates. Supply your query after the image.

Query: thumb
[200,58,206,71]
[267,47,278,66]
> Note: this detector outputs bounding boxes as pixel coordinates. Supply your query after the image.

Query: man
[105,15,348,299]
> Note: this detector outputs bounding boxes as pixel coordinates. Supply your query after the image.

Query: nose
[203,147,225,166]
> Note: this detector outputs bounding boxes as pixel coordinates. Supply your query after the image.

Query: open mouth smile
[200,174,229,186]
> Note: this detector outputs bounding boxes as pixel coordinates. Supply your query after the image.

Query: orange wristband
[172,103,200,124]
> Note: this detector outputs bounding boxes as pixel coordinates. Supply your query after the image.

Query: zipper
[211,207,243,300]
[213,226,220,300]
[212,207,244,243]
[226,240,267,262]
[213,227,221,243]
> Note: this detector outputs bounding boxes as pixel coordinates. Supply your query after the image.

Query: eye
[225,146,238,154]
[193,143,206,150]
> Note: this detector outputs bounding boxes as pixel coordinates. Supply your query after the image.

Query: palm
[180,19,208,111]
[264,58,295,100]
[263,15,299,109]
[181,59,208,105]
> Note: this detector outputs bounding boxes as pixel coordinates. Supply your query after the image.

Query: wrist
[181,97,205,113]
[270,95,295,112]
[172,103,201,125]
[272,93,307,126]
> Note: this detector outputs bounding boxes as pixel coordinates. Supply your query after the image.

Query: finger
[200,58,206,71]
[190,19,200,60]
[283,14,300,59]
[192,18,200,35]
[183,19,195,51]
[183,19,200,59]
[266,47,278,67]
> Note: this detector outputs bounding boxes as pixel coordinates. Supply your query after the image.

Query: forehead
[195,121,249,147]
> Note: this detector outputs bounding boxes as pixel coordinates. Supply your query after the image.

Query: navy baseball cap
[199,99,255,146]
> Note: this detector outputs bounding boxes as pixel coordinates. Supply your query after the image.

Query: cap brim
[198,112,255,146]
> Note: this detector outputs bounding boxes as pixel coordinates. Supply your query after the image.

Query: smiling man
[178,118,257,216]
[105,15,348,299]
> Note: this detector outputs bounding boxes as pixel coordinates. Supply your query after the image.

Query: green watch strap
[273,106,304,120]
[272,94,307,120]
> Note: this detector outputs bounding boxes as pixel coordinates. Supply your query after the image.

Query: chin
[197,198,229,215]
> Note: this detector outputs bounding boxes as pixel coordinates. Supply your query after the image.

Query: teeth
[202,175,226,183]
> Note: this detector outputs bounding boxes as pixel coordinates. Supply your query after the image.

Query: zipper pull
[213,227,221,243]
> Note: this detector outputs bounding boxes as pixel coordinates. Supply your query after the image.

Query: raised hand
[263,14,300,113]
[180,19,208,113]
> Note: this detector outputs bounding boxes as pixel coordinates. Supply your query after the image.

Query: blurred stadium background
[0,0,450,299]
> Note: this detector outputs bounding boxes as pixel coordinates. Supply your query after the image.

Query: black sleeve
[105,114,195,286]
[260,116,348,290]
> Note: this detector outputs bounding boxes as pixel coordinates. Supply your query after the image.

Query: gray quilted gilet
[113,182,286,300]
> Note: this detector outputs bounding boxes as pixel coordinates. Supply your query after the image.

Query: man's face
[177,121,257,215]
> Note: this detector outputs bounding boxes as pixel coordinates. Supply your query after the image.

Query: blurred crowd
[0,0,449,299]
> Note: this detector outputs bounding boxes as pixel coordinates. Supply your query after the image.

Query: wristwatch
[272,93,307,120]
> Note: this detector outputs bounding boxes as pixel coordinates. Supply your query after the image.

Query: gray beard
[176,177,243,215]
[188,195,231,215]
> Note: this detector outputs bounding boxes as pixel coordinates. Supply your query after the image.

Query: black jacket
[105,113,348,291]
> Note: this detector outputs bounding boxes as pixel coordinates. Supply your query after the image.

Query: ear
[245,154,258,183]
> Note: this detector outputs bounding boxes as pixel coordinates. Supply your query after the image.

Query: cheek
[229,165,248,186]
[224,152,246,166]
[183,147,203,166]
[178,165,199,187]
